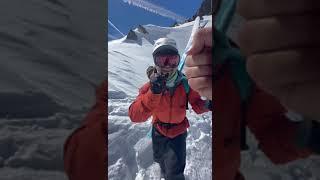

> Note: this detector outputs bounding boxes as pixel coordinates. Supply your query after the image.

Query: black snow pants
[152,126,187,180]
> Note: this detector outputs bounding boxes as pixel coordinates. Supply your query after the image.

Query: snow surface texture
[241,129,320,180]
[108,16,212,180]
[0,113,88,180]
[0,0,106,111]
[0,0,106,179]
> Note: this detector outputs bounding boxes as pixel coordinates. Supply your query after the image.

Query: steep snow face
[0,0,106,111]
[108,16,211,97]
[108,16,212,180]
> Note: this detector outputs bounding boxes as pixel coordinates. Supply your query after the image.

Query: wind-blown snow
[108,16,212,180]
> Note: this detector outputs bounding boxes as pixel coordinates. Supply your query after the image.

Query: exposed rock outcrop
[125,29,138,41]
[137,25,148,34]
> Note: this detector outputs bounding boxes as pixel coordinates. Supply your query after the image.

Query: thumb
[187,27,213,55]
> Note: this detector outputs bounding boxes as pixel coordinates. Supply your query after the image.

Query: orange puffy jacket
[63,81,107,180]
[214,66,313,180]
[129,81,210,138]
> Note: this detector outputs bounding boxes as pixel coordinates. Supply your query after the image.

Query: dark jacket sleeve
[247,87,312,164]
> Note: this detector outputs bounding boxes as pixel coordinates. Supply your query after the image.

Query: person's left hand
[185,27,212,100]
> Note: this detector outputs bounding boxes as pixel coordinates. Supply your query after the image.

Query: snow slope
[0,0,106,179]
[0,112,86,180]
[108,16,212,180]
[0,0,106,111]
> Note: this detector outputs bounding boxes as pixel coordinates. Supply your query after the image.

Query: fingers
[150,71,162,82]
[187,27,213,55]
[185,65,212,79]
[188,77,212,100]
[245,47,320,120]
[188,76,212,90]
[185,38,212,100]
[237,0,320,120]
[146,66,156,79]
[238,14,320,56]
[246,48,320,88]
[185,48,212,67]
[183,26,212,101]
[274,82,320,120]
[237,0,320,19]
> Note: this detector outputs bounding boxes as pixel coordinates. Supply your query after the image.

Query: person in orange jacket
[185,26,320,180]
[128,37,212,180]
[63,81,107,180]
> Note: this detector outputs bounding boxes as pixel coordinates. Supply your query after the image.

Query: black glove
[150,74,166,94]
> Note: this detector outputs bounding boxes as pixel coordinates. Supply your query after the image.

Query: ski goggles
[154,54,180,68]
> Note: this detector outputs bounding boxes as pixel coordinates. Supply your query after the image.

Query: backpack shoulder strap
[179,72,190,110]
[228,52,254,151]
[230,54,254,151]
[181,76,190,94]
[213,25,254,151]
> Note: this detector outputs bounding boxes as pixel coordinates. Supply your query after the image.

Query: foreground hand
[185,27,213,100]
[238,0,320,120]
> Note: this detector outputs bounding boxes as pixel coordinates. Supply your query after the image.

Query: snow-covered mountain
[108,16,213,180]
[108,16,211,96]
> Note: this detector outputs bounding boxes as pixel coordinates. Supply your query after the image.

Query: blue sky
[108,0,204,41]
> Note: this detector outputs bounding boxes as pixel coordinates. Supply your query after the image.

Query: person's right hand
[150,72,166,94]
[237,0,320,120]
